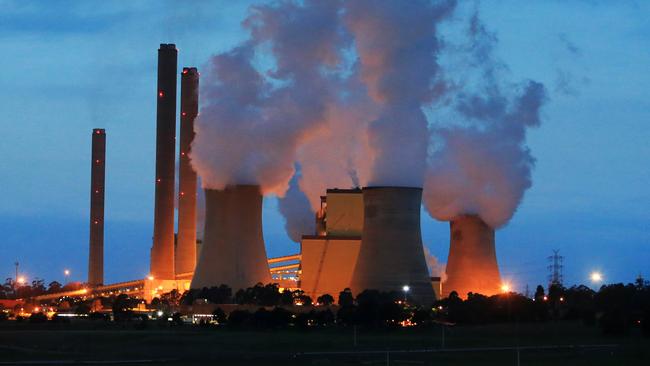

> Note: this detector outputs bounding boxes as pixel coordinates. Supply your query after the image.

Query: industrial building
[300,189,363,301]
[72,44,502,308]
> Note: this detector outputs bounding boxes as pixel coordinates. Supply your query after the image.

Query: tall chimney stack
[150,44,178,280]
[443,214,502,298]
[175,67,199,275]
[88,128,106,286]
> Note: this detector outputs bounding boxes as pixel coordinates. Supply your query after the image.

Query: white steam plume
[278,168,315,243]
[423,8,547,228]
[192,0,547,239]
[343,0,456,187]
[191,0,349,196]
[423,245,447,281]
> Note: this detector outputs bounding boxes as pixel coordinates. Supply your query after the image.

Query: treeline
[183,279,650,335]
[3,276,650,337]
[0,278,82,299]
[181,283,329,307]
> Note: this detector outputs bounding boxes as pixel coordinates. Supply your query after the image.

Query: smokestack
[443,214,502,298]
[175,67,199,275]
[88,128,105,286]
[151,43,177,280]
[350,187,435,304]
[191,185,271,290]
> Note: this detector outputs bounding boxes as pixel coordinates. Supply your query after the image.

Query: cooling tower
[175,67,199,275]
[88,128,105,286]
[191,185,271,290]
[350,187,435,305]
[150,44,177,280]
[443,214,501,298]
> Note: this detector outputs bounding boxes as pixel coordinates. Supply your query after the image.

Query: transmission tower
[547,250,563,287]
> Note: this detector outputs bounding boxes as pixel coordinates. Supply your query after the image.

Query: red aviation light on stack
[151,43,178,280]
[176,66,200,275]
[88,128,106,287]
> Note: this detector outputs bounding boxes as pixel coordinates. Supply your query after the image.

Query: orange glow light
[500,283,511,293]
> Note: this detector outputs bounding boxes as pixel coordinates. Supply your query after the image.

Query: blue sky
[0,1,648,292]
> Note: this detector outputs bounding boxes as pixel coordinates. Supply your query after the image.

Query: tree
[112,294,137,321]
[31,278,46,296]
[355,290,406,327]
[317,294,335,306]
[212,307,227,324]
[534,285,545,301]
[48,281,63,294]
[228,310,252,328]
[280,289,294,306]
[338,288,354,307]
[292,290,312,306]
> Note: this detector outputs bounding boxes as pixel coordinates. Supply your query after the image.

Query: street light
[402,285,410,303]
[590,271,603,283]
[501,283,511,293]
[64,269,70,283]
[17,276,26,285]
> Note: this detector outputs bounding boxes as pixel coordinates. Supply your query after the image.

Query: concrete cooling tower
[191,185,271,290]
[350,187,435,305]
[443,214,502,298]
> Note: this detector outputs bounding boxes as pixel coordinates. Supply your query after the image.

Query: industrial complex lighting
[147,275,154,281]
[500,283,511,293]
[590,271,603,283]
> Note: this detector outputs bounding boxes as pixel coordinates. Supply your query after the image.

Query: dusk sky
[1,1,648,292]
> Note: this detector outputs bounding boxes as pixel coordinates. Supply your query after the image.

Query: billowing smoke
[192,1,546,237]
[191,0,349,196]
[423,245,447,281]
[343,0,456,187]
[422,8,547,228]
[295,73,377,210]
[278,168,315,242]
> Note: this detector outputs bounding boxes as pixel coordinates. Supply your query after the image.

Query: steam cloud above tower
[191,0,547,232]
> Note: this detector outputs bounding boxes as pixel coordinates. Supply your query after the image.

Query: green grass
[0,321,647,365]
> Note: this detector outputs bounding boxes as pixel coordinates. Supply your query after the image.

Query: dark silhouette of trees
[317,294,335,306]
[182,284,233,305]
[212,307,227,324]
[235,283,282,306]
[112,294,138,322]
[338,288,354,307]
[355,290,406,327]
[47,281,63,294]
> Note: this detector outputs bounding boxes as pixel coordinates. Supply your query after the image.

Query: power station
[79,44,504,305]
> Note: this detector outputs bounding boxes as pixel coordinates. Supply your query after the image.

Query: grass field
[0,321,648,365]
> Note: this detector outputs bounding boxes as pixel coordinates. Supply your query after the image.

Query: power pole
[547,250,563,287]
